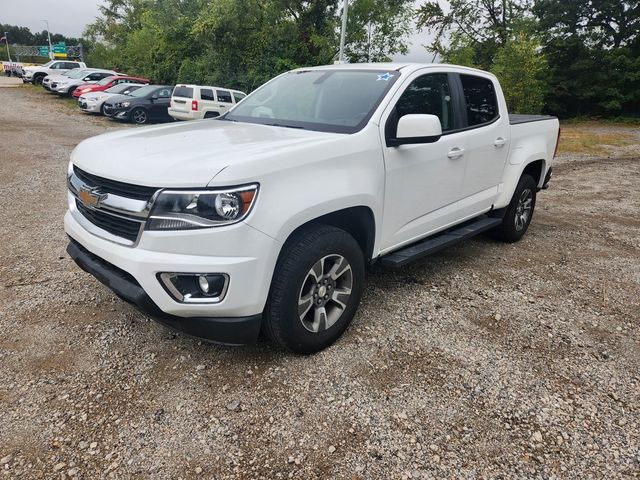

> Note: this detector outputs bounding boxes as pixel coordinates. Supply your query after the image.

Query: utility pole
[367,22,372,63]
[3,33,12,75]
[43,20,53,60]
[338,0,349,63]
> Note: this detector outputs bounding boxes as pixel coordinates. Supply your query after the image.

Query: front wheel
[264,225,365,354]
[490,174,537,243]
[130,108,148,124]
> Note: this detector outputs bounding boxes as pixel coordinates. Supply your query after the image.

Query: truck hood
[71,120,339,188]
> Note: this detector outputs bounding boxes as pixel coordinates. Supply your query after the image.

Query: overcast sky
[0,0,435,62]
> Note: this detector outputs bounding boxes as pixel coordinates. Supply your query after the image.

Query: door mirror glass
[391,114,442,147]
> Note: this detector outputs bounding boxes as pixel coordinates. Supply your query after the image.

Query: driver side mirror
[83,77,91,81]
[151,93,159,100]
[388,114,443,147]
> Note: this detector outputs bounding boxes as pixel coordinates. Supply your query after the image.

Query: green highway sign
[38,46,49,56]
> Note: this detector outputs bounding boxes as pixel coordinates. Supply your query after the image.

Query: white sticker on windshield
[377,72,394,82]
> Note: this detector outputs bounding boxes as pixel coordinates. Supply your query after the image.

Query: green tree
[416,0,534,68]
[490,33,549,113]
[533,0,640,117]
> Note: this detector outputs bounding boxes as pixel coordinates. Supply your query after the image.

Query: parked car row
[22,61,247,125]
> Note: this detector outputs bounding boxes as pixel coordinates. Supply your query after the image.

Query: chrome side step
[379,215,503,268]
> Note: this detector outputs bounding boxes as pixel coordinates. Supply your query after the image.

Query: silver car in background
[48,69,119,97]
[78,83,144,115]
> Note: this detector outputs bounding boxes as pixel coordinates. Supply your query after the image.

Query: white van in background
[168,84,247,120]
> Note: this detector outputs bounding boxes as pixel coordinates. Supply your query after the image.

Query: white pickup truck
[65,63,559,353]
[22,60,87,85]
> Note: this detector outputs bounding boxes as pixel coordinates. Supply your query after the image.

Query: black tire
[204,112,219,119]
[33,74,45,85]
[99,104,106,116]
[264,225,365,354]
[490,174,537,243]
[67,86,77,97]
[130,107,148,125]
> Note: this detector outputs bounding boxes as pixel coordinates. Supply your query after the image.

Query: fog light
[158,273,229,304]
[198,275,210,294]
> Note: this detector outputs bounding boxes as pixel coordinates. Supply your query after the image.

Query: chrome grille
[75,200,142,243]
[73,166,158,202]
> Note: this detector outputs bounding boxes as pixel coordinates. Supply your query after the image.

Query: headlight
[117,101,130,108]
[146,184,259,230]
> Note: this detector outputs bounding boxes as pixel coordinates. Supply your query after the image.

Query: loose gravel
[0,83,638,479]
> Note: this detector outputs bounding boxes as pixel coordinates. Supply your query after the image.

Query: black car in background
[103,85,174,124]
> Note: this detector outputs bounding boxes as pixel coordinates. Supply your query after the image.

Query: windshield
[68,69,91,79]
[42,61,54,67]
[106,84,139,94]
[129,85,159,98]
[225,69,399,133]
[97,76,116,86]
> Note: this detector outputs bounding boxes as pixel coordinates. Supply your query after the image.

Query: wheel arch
[277,206,376,264]
[494,158,547,209]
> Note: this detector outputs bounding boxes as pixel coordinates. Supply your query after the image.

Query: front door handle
[447,147,465,159]
[494,137,507,148]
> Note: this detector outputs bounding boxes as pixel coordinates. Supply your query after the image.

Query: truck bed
[509,114,557,125]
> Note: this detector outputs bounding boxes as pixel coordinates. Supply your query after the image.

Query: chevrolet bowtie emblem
[78,186,107,208]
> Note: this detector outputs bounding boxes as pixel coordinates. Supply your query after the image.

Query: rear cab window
[460,75,499,126]
[216,90,233,103]
[173,86,194,98]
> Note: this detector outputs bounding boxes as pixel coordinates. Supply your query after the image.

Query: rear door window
[200,89,215,101]
[173,86,193,98]
[460,75,499,126]
[216,90,233,103]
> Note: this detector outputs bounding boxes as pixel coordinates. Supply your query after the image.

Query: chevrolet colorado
[65,63,560,354]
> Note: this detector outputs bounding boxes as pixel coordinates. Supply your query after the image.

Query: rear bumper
[168,108,199,121]
[66,239,263,345]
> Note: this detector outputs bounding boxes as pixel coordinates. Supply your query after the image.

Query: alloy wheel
[298,254,353,333]
[514,188,533,231]
[132,109,147,124]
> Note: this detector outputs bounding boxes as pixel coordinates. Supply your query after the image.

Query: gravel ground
[1,82,639,479]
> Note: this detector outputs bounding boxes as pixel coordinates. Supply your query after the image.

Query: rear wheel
[131,108,148,125]
[490,174,537,243]
[264,225,365,354]
[204,112,220,119]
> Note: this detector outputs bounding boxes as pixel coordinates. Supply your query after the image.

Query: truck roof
[293,62,495,78]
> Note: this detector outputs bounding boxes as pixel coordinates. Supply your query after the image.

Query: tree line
[3,1,639,118]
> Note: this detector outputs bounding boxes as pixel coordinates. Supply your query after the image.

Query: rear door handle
[494,137,507,148]
[447,147,465,159]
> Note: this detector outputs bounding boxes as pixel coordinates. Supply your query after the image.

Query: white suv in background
[168,84,247,120]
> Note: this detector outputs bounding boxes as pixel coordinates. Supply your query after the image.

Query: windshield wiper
[263,122,305,130]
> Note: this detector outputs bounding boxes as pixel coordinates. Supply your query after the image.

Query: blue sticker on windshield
[377,72,394,82]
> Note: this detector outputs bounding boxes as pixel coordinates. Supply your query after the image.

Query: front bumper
[64,207,280,344]
[78,99,101,113]
[103,105,131,120]
[66,239,262,345]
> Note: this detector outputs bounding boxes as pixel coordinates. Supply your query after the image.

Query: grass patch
[558,124,636,156]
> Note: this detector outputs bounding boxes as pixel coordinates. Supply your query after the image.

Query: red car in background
[72,75,150,98]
